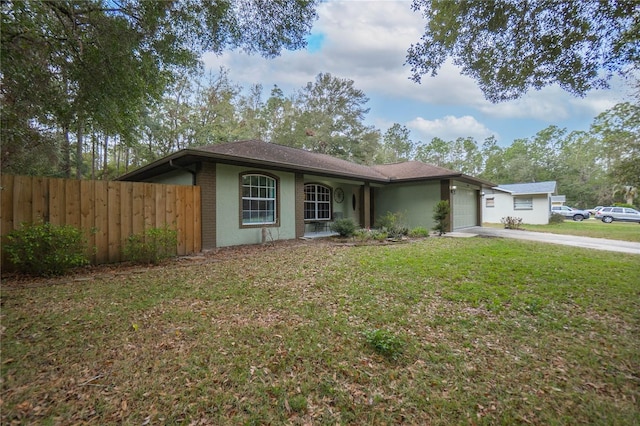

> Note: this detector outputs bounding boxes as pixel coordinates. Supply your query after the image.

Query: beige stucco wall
[216,164,297,247]
[373,181,441,229]
[482,190,550,224]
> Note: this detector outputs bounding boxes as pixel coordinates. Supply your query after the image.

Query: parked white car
[595,206,640,223]
[586,206,604,215]
[551,206,591,221]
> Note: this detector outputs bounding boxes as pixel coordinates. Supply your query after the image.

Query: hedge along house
[118,140,493,249]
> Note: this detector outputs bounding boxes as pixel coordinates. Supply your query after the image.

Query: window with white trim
[241,174,277,225]
[304,184,331,220]
[486,197,495,208]
[514,197,533,210]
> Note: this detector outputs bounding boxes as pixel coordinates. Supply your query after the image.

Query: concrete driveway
[455,226,640,255]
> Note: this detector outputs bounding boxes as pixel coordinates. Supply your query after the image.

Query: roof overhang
[117,147,496,188]
[117,149,392,183]
[490,187,554,196]
[387,174,494,188]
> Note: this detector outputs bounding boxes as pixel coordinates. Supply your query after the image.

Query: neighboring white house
[483,181,558,225]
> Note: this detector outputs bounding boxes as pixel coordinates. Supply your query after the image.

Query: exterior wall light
[450,185,457,194]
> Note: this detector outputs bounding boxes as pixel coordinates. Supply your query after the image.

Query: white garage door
[452,188,477,229]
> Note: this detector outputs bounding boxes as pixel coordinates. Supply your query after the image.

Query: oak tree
[407,0,639,102]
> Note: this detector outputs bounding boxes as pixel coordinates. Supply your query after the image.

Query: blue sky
[203,0,633,147]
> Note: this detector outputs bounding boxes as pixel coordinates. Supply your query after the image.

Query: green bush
[409,226,430,238]
[363,328,405,361]
[3,222,90,276]
[376,211,408,240]
[353,228,388,242]
[548,213,565,224]
[432,200,450,235]
[330,218,356,237]
[123,226,178,264]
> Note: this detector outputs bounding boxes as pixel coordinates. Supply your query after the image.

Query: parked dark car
[595,206,640,223]
[551,206,591,221]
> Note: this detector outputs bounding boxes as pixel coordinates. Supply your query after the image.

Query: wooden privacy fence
[1,175,201,265]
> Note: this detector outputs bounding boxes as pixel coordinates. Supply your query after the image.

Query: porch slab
[302,231,340,239]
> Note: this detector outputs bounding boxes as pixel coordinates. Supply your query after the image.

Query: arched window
[241,173,277,225]
[304,184,331,221]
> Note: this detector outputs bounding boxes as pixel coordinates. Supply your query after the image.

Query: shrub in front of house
[409,226,430,238]
[330,218,357,237]
[501,216,524,229]
[376,211,408,240]
[549,213,565,224]
[432,200,450,235]
[4,222,90,276]
[123,226,178,264]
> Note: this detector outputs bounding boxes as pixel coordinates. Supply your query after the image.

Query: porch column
[362,182,371,229]
[295,173,305,238]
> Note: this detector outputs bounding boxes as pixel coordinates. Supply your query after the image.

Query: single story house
[482,181,558,225]
[118,140,493,249]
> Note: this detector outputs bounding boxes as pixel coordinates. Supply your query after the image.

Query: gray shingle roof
[118,140,493,186]
[195,140,388,181]
[496,181,557,194]
[372,161,460,180]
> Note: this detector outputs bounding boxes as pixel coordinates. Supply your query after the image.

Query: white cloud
[200,0,627,144]
[475,74,630,123]
[408,115,497,142]
[202,2,483,104]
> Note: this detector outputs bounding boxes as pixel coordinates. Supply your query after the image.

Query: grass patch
[2,239,639,425]
[484,220,640,242]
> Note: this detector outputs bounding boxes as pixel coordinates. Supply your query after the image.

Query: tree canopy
[1,0,318,176]
[406,0,640,102]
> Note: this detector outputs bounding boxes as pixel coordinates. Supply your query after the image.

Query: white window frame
[304,184,332,221]
[241,173,277,226]
[514,197,533,210]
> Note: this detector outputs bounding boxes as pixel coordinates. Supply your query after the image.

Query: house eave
[117,149,391,184]
[117,148,496,188]
[511,192,554,196]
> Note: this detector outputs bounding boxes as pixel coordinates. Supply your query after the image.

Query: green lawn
[485,220,640,242]
[2,238,639,425]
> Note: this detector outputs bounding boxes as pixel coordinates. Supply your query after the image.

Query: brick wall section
[196,162,217,249]
[295,173,305,238]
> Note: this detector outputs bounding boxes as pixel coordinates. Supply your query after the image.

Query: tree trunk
[62,123,71,178]
[116,136,121,175]
[91,133,96,180]
[103,135,109,180]
[76,118,84,179]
